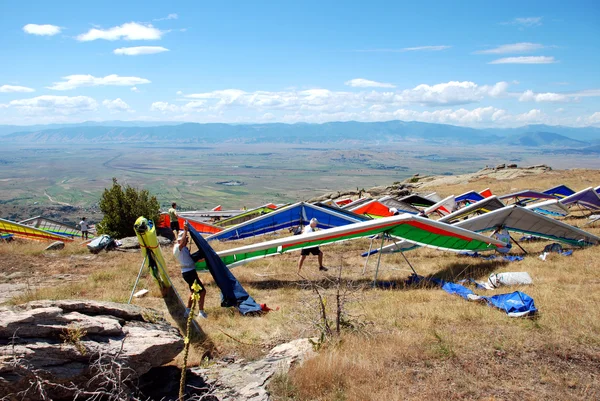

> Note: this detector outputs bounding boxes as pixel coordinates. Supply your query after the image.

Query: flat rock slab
[0,299,183,400]
[192,338,314,401]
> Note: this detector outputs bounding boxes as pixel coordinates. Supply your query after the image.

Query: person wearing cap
[173,223,207,318]
[389,207,400,216]
[168,203,180,235]
[297,218,328,273]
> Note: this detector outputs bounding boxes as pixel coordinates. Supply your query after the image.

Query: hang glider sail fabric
[349,199,398,218]
[453,206,599,246]
[207,202,363,241]
[456,191,485,204]
[188,224,262,315]
[215,205,276,227]
[178,209,243,220]
[196,215,505,269]
[442,196,506,223]
[374,205,599,255]
[19,216,87,238]
[378,196,421,215]
[400,194,437,208]
[560,187,600,212]
[479,188,493,198]
[364,196,506,255]
[499,190,556,204]
[543,185,575,199]
[158,213,222,235]
[342,197,372,210]
[424,195,456,216]
[525,199,569,217]
[313,203,371,222]
[0,218,74,242]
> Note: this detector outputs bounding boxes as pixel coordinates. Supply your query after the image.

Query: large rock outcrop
[192,338,315,401]
[0,300,184,400]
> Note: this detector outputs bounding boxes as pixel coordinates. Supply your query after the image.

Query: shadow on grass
[245,259,508,292]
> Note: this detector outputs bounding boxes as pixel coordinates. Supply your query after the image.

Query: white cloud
[0,85,35,93]
[555,108,565,113]
[519,90,569,103]
[151,101,180,112]
[48,74,151,90]
[475,42,545,54]
[396,81,509,106]
[103,98,131,111]
[114,46,169,56]
[176,90,183,95]
[489,56,556,64]
[354,45,451,53]
[130,87,139,92]
[503,17,543,27]
[77,22,163,41]
[587,112,600,125]
[23,24,61,36]
[401,45,451,52]
[345,78,395,88]
[153,13,178,21]
[7,95,97,115]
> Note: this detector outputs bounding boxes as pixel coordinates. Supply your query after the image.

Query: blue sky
[0,0,599,127]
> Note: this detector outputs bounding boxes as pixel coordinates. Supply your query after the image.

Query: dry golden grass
[1,169,599,400]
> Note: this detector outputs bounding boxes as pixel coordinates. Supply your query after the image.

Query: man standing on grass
[78,217,89,240]
[173,222,208,318]
[297,218,328,273]
[168,202,180,236]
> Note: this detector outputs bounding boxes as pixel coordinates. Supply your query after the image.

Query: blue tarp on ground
[408,274,537,317]
[188,224,262,315]
[207,202,362,241]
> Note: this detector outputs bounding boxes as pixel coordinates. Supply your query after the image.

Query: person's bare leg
[198,289,206,311]
[298,255,307,272]
[318,251,324,268]
[187,294,193,309]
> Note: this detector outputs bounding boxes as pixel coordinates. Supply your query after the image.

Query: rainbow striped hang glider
[19,216,89,239]
[195,214,506,270]
[0,218,74,242]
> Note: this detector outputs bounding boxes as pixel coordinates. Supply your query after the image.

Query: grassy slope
[1,168,599,400]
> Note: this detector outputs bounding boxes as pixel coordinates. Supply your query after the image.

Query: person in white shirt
[297,218,328,273]
[78,217,89,240]
[173,223,207,318]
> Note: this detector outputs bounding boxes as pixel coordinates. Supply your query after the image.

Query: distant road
[44,191,71,206]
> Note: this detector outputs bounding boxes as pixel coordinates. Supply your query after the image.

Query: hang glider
[215,204,277,228]
[195,214,505,269]
[456,191,485,204]
[424,195,456,216]
[313,203,371,222]
[525,199,569,217]
[157,213,222,235]
[543,185,575,199]
[399,194,437,208]
[560,187,600,212]
[424,192,442,203]
[206,202,364,241]
[0,218,74,242]
[378,196,421,215]
[0,233,13,241]
[372,205,599,255]
[178,209,243,221]
[335,198,354,206]
[349,199,400,218]
[442,196,506,223]
[499,190,557,205]
[19,216,88,239]
[480,188,493,198]
[342,197,372,210]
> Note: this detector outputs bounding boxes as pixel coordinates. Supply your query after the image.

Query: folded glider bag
[188,224,262,315]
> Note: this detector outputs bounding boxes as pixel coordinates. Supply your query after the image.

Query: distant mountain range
[2,120,600,149]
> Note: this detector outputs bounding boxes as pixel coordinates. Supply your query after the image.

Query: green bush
[97,178,160,238]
